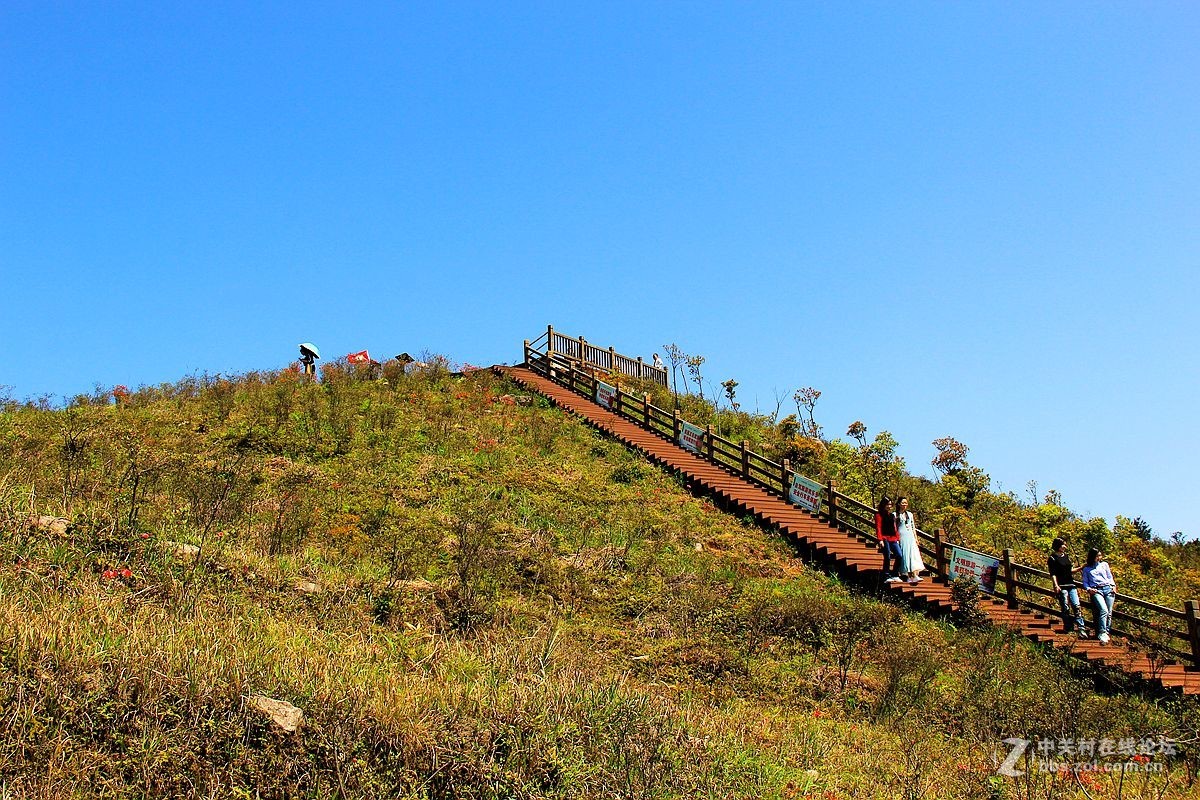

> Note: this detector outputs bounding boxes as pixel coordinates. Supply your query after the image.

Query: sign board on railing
[788,473,823,514]
[679,421,705,453]
[595,380,617,410]
[948,546,1000,594]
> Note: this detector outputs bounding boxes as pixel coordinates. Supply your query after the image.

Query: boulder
[28,515,70,537]
[165,541,200,559]
[247,694,304,733]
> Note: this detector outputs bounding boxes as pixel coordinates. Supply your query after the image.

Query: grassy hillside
[0,362,1197,799]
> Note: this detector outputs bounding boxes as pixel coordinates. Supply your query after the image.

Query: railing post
[636,356,644,380]
[643,394,651,429]
[613,382,622,416]
[740,440,750,477]
[673,409,681,441]
[523,339,531,366]
[934,528,948,579]
[1002,549,1018,609]
[827,479,839,527]
[781,459,791,497]
[705,424,714,460]
[608,346,616,375]
[578,336,588,369]
[547,325,554,357]
[1185,601,1200,667]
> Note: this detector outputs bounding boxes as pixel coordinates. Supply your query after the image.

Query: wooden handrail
[522,332,1200,665]
[746,450,778,469]
[834,491,876,517]
[540,325,668,386]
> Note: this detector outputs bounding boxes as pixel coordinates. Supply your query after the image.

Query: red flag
[347,350,370,364]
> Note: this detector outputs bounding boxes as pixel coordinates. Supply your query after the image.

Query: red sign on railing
[595,380,617,409]
[679,421,705,453]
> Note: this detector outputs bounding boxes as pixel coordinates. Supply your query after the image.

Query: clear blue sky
[3,2,1197,537]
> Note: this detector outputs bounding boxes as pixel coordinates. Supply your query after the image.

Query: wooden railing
[521,334,1200,667]
[527,325,668,387]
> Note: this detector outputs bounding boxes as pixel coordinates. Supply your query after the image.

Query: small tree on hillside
[931,436,990,510]
[848,421,904,504]
[721,379,739,412]
[685,354,706,398]
[662,344,687,409]
[1131,516,1153,542]
[718,378,740,435]
[793,387,823,440]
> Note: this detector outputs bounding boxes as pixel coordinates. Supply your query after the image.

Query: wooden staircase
[499,363,1200,695]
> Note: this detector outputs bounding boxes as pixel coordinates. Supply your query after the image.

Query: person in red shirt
[876,497,903,584]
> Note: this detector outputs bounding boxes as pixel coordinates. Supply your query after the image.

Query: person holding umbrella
[298,343,320,376]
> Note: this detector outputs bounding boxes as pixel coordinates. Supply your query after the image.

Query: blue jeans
[881,539,903,578]
[1057,587,1085,633]
[1090,587,1116,635]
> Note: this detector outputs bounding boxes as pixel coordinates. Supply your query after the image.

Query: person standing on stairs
[1047,537,1088,638]
[876,497,903,584]
[1082,548,1118,644]
[895,497,924,584]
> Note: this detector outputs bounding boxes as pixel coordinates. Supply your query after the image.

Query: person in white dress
[895,497,924,584]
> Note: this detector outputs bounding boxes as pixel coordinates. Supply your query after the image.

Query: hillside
[1,362,1197,799]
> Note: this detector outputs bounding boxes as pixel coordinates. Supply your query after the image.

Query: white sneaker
[1099,633,1110,644]
[884,577,902,584]
[908,577,922,585]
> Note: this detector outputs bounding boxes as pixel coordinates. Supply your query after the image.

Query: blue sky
[3,2,1197,537]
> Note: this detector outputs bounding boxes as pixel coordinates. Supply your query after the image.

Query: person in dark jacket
[1047,537,1087,637]
[876,497,903,584]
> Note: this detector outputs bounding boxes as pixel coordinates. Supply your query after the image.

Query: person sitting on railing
[1082,548,1118,644]
[876,498,903,584]
[1047,537,1088,638]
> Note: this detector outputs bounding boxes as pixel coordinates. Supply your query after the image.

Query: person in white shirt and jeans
[1081,547,1118,644]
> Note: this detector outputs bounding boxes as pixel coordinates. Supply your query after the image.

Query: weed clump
[950,576,991,629]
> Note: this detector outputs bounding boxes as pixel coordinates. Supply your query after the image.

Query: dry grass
[0,365,1196,798]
